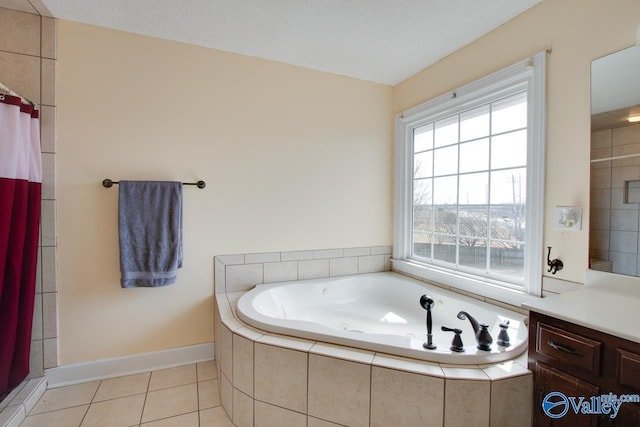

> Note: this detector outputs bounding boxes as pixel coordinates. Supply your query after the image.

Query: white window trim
[393,52,546,306]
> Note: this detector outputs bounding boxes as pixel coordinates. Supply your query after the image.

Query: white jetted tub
[237,271,527,364]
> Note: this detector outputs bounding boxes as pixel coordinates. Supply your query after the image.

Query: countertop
[523,269,640,344]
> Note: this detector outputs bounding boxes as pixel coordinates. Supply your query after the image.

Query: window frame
[393,52,546,304]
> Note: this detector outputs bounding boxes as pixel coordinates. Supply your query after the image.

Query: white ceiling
[38,0,542,85]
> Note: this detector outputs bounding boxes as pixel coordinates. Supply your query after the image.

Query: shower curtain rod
[0,81,36,107]
[102,179,206,189]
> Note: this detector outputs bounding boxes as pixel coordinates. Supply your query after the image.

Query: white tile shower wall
[590,123,640,276]
[214,246,393,294]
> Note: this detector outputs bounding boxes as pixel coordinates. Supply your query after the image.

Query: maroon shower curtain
[0,94,42,401]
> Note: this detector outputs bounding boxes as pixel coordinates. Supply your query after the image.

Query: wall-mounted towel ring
[102,179,206,189]
[546,246,563,275]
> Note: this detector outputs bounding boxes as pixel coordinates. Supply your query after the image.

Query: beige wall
[57,0,640,365]
[57,22,393,364]
[394,0,640,283]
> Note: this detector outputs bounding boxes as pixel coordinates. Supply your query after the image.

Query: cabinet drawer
[536,323,602,375]
[617,348,640,390]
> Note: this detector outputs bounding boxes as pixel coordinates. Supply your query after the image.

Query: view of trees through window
[411,91,527,279]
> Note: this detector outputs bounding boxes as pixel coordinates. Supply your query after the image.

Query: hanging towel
[118,181,183,288]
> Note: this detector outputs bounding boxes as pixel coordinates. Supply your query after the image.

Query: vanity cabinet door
[534,362,599,427]
[611,402,640,426]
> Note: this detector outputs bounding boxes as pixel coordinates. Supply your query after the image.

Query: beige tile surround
[214,247,533,427]
[590,123,640,276]
[0,3,58,426]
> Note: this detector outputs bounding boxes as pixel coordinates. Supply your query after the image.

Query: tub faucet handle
[497,320,510,347]
[441,326,464,353]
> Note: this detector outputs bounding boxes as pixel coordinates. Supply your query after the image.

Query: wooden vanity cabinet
[528,311,640,426]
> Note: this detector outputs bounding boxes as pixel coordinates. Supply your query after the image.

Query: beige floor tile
[141,411,199,426]
[141,383,198,423]
[198,379,220,410]
[30,381,100,414]
[199,407,235,427]
[81,393,145,427]
[21,405,88,427]
[148,365,197,391]
[197,361,217,382]
[94,372,150,402]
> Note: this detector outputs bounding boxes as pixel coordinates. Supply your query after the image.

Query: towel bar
[102,179,206,189]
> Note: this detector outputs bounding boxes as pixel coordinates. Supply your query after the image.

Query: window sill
[391,258,542,308]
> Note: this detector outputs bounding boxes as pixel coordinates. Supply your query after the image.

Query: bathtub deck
[214,290,533,427]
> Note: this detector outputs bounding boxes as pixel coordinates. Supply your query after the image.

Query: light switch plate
[555,206,582,230]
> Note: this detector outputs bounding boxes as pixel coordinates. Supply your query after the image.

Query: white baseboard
[45,343,214,388]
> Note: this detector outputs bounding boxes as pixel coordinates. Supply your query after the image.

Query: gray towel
[118,181,183,288]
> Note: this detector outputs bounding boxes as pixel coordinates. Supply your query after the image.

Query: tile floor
[20,361,235,426]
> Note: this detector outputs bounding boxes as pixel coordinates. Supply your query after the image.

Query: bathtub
[236,271,527,364]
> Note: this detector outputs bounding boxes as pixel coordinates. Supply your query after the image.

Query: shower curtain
[0,94,41,400]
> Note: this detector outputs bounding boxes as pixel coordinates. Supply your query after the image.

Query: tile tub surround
[214,291,533,426]
[215,296,532,427]
[215,246,393,295]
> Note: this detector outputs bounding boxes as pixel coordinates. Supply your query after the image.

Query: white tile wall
[281,250,314,261]
[215,245,393,294]
[328,257,358,277]
[298,259,330,280]
[263,261,297,283]
[225,264,263,293]
[313,248,344,259]
[357,254,385,273]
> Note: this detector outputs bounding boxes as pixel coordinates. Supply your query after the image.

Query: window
[393,53,545,301]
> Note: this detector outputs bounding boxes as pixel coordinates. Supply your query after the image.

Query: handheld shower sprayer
[419,295,437,350]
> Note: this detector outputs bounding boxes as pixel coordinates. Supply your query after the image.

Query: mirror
[590,44,640,276]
